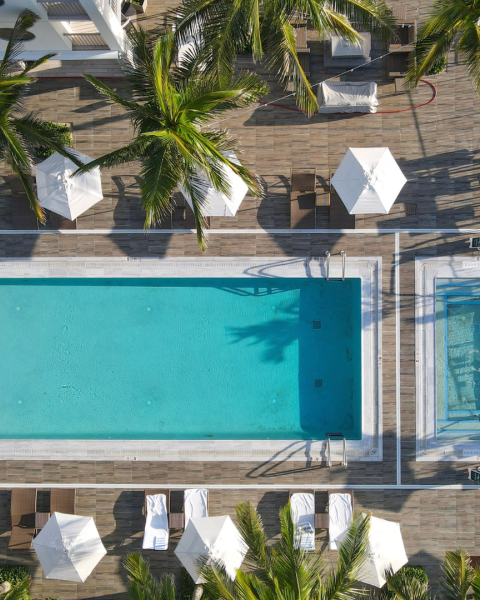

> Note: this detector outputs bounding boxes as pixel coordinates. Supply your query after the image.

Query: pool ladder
[326,433,348,468]
[324,251,346,281]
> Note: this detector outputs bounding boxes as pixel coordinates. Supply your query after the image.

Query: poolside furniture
[143,490,170,550]
[184,488,208,528]
[317,81,378,114]
[357,515,407,587]
[387,22,416,78]
[329,179,356,229]
[32,513,107,582]
[290,168,316,229]
[324,33,371,68]
[328,490,354,550]
[35,150,103,221]
[179,151,248,218]
[175,516,247,583]
[35,512,50,532]
[331,148,407,215]
[8,175,39,230]
[50,488,76,514]
[289,490,315,550]
[8,488,37,551]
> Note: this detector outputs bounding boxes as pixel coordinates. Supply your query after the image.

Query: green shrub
[179,568,196,600]
[34,122,72,160]
[0,565,29,586]
[380,565,429,596]
[426,55,447,75]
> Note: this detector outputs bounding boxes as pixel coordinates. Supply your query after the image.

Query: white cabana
[174,515,247,584]
[179,151,248,217]
[35,150,103,220]
[358,515,408,588]
[331,147,407,214]
[32,512,107,583]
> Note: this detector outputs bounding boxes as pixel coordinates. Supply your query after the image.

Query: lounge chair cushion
[290,493,315,551]
[318,82,378,114]
[329,493,353,550]
[143,494,169,550]
[184,489,208,528]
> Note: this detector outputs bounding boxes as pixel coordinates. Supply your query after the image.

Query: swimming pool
[0,277,361,440]
[0,257,381,461]
[436,278,480,441]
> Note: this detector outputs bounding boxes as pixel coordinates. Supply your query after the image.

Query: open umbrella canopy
[174,515,247,584]
[331,147,407,214]
[35,150,103,221]
[179,151,248,217]
[358,515,408,588]
[32,512,106,583]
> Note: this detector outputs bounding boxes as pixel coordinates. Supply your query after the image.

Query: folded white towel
[154,533,168,550]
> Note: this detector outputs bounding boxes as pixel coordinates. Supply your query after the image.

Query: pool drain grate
[312,321,322,329]
[315,379,323,388]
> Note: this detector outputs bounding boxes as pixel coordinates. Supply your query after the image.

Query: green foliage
[0,565,29,587]
[33,122,72,159]
[381,565,429,598]
[426,55,447,75]
[179,568,196,600]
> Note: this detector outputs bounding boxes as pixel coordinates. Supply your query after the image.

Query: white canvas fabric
[290,493,315,551]
[328,493,353,550]
[175,515,247,584]
[32,512,106,583]
[179,151,248,217]
[318,82,378,114]
[143,494,169,550]
[35,150,103,220]
[184,489,208,529]
[358,515,408,588]
[331,148,407,214]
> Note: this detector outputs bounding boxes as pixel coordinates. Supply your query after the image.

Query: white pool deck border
[416,256,480,461]
[0,256,382,462]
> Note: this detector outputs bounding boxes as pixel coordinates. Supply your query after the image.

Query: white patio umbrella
[179,151,248,217]
[175,515,247,584]
[331,147,407,214]
[358,515,408,588]
[35,150,103,220]
[32,512,107,583]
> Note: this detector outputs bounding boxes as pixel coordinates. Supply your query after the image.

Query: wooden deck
[0,0,479,595]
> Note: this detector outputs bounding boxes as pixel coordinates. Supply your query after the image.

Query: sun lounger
[317,82,378,114]
[184,489,208,528]
[289,490,315,551]
[143,490,170,550]
[329,173,355,229]
[328,490,354,550]
[50,489,76,514]
[9,488,37,551]
[8,175,39,230]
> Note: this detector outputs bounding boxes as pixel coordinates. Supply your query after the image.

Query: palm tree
[124,553,176,600]
[76,26,267,250]
[199,501,370,600]
[172,0,396,116]
[0,575,31,600]
[0,9,83,221]
[405,0,480,94]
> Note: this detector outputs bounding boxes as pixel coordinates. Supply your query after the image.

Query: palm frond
[384,566,430,600]
[441,549,474,600]
[124,553,175,600]
[0,10,39,78]
[72,139,148,176]
[2,575,31,600]
[235,501,271,572]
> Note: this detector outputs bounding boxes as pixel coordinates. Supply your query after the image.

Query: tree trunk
[192,584,204,600]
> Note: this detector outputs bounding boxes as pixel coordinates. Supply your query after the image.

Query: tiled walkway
[0,0,480,595]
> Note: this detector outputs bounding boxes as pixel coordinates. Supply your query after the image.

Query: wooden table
[169,512,185,529]
[315,513,329,529]
[35,512,50,531]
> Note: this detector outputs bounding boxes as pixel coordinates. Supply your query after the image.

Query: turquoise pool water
[436,278,480,440]
[0,278,362,440]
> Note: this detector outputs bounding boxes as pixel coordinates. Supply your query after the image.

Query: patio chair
[50,212,77,230]
[143,489,170,550]
[387,22,416,78]
[289,490,315,550]
[50,489,76,514]
[8,175,39,230]
[329,171,355,229]
[290,169,316,229]
[184,488,208,528]
[327,490,354,550]
[8,488,37,551]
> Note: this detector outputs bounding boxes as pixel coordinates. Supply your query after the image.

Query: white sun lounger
[143,494,169,550]
[317,81,378,114]
[290,492,315,551]
[328,492,353,550]
[184,489,208,528]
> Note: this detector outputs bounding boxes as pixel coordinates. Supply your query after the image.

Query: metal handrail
[324,251,330,281]
[340,250,346,281]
